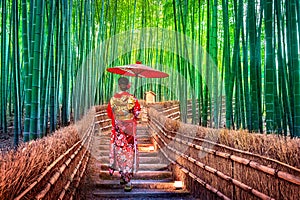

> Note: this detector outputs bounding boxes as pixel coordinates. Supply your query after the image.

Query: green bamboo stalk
[256,6,264,133]
[189,0,197,124]
[178,0,188,123]
[197,0,204,126]
[211,0,218,128]
[248,0,260,132]
[222,0,232,129]
[236,0,246,129]
[275,0,293,136]
[30,0,45,140]
[1,0,8,135]
[62,0,71,126]
[22,0,31,141]
[286,0,300,137]
[12,0,21,147]
[264,0,276,134]
[41,0,56,136]
[232,0,243,129]
[172,0,184,122]
[241,9,251,131]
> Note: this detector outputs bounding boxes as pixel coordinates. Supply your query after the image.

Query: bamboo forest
[0,0,299,147]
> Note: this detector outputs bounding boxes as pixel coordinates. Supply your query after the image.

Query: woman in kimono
[106,77,141,192]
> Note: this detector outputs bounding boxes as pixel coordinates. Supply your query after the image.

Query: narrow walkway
[80,122,194,199]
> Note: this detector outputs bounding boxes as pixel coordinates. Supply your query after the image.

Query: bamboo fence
[0,108,95,200]
[148,101,300,200]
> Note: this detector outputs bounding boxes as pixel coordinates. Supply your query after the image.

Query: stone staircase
[81,123,194,199]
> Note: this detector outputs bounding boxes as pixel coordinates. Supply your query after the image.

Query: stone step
[98,134,150,140]
[99,134,150,138]
[99,139,110,145]
[98,156,162,164]
[97,149,165,159]
[137,134,150,137]
[137,125,148,130]
[99,170,172,180]
[137,137,152,143]
[139,151,159,157]
[98,137,110,142]
[137,132,150,135]
[94,179,175,189]
[98,144,110,150]
[99,137,152,142]
[98,143,155,151]
[92,187,192,199]
[97,150,109,157]
[100,163,169,171]
[137,144,155,152]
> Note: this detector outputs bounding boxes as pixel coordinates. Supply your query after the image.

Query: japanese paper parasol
[106,61,169,92]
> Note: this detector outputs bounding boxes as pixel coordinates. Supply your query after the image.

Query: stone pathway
[79,123,194,199]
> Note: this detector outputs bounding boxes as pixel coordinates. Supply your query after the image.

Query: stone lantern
[145,91,156,104]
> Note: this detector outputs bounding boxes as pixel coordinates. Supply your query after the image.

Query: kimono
[107,91,141,183]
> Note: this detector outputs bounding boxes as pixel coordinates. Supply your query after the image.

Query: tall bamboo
[197,0,204,126]
[22,0,31,141]
[1,0,8,135]
[62,0,71,126]
[189,0,197,124]
[12,0,21,147]
[210,0,218,128]
[275,0,293,136]
[264,0,276,133]
[202,0,210,127]
[41,0,56,135]
[222,0,232,129]
[286,0,300,137]
[232,0,243,129]
[248,0,260,132]
[29,0,45,140]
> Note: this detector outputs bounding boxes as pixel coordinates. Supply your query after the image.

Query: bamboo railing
[148,101,180,120]
[13,118,95,200]
[147,103,300,200]
[95,105,111,132]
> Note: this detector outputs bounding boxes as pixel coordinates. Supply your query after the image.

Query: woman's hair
[118,77,129,91]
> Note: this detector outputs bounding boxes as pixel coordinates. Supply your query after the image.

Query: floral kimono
[107,91,141,183]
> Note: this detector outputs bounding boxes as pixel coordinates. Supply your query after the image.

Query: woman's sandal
[124,182,132,192]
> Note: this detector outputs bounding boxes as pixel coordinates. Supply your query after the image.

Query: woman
[106,77,141,192]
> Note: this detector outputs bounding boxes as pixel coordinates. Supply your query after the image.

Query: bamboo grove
[0,0,299,146]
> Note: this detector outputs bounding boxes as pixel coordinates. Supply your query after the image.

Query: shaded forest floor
[0,114,72,152]
[0,128,23,152]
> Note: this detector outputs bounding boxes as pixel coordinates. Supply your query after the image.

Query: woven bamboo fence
[148,103,300,200]
[0,108,95,200]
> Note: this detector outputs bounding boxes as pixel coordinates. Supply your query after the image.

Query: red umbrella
[106,61,169,78]
[106,61,169,93]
